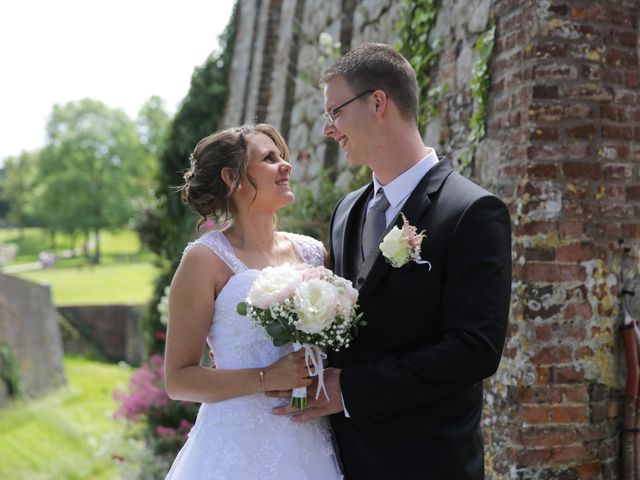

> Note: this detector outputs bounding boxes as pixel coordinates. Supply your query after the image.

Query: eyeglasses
[322,90,375,125]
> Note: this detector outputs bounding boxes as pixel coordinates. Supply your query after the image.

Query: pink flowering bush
[113,354,198,457]
[113,355,169,421]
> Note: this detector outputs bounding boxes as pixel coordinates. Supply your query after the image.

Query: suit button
[357,277,364,285]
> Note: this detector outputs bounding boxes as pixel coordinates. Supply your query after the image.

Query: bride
[163,124,343,479]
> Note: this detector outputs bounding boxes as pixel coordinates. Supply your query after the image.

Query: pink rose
[299,265,332,281]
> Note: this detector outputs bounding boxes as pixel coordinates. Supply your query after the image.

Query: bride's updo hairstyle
[179,124,289,227]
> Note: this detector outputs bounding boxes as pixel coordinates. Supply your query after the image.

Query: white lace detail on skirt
[166,230,341,480]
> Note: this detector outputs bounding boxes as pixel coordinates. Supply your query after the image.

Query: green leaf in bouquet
[272,336,289,347]
[265,322,286,337]
[236,302,248,316]
[352,313,367,335]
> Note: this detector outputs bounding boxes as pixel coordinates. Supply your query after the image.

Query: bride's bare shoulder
[176,241,233,289]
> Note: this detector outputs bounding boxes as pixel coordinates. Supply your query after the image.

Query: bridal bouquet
[236,264,364,408]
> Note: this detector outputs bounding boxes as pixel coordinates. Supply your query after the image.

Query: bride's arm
[164,244,312,403]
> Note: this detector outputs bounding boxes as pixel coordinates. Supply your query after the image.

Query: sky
[0,0,236,163]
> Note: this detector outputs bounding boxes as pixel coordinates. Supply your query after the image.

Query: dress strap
[183,230,248,274]
[282,232,325,267]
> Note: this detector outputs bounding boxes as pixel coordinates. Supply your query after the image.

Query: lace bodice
[166,230,340,480]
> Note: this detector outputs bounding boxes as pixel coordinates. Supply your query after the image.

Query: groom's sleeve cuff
[341,394,350,417]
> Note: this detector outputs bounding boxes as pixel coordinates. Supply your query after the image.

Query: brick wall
[490,0,639,478]
[222,0,639,477]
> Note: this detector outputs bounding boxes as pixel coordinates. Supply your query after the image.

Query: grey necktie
[362,188,390,257]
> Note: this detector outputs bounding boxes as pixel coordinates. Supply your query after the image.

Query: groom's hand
[269,368,344,422]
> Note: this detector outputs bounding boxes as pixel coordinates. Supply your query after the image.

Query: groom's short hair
[322,43,419,125]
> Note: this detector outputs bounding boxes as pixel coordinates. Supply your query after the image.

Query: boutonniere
[379,213,431,270]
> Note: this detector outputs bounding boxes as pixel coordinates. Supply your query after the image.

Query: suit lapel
[357,158,454,300]
[333,183,373,280]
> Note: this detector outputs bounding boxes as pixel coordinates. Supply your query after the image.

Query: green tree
[37,99,147,262]
[136,95,171,160]
[0,151,39,233]
[141,4,238,354]
[130,96,172,253]
[0,167,8,223]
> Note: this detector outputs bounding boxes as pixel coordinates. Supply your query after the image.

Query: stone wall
[0,273,65,408]
[57,305,145,366]
[222,0,404,188]
[221,0,640,477]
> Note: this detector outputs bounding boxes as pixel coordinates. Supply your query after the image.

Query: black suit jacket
[328,159,511,479]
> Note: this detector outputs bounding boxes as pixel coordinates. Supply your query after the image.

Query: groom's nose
[323,121,336,138]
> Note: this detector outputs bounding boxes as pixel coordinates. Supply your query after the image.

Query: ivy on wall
[397,0,442,132]
[397,2,496,176]
[0,343,21,398]
[460,23,496,173]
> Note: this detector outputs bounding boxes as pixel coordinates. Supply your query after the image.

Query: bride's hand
[263,350,312,392]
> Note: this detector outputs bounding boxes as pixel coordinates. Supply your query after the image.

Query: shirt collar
[372,149,439,208]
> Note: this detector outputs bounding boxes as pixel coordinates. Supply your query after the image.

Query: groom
[274,43,511,479]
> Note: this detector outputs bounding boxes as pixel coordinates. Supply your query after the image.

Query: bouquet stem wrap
[290,342,328,409]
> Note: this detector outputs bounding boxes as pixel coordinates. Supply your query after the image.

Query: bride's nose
[279,162,291,173]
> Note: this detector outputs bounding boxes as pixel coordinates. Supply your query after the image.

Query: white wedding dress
[165,230,343,480]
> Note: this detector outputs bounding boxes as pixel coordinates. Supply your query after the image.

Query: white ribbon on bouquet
[291,342,329,402]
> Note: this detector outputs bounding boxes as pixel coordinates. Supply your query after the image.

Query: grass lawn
[17,262,159,305]
[0,356,134,480]
[1,228,160,305]
[0,228,154,266]
[0,228,75,265]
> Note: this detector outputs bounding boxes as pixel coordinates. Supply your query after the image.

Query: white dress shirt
[367,149,440,226]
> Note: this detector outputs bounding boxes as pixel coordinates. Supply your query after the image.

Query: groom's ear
[373,90,388,117]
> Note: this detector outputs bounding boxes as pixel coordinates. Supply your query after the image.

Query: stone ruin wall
[0,273,65,408]
[58,305,145,366]
[221,0,640,477]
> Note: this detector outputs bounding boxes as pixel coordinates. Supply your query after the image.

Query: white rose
[293,279,339,334]
[248,265,302,309]
[379,226,410,267]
